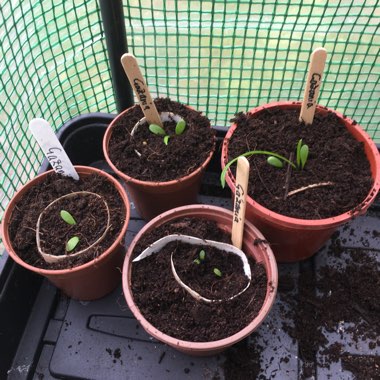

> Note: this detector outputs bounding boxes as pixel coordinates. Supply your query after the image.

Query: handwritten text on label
[46,147,64,174]
[306,73,321,109]
[133,78,151,110]
[234,184,245,223]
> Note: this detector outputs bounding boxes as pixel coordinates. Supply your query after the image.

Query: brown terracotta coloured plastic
[1,166,131,300]
[103,107,215,221]
[122,204,278,356]
[221,101,380,262]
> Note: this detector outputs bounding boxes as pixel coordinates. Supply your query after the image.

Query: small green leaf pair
[60,210,80,252]
[266,139,309,169]
[220,139,310,188]
[149,119,186,145]
[192,249,222,277]
[296,139,309,169]
[194,249,206,264]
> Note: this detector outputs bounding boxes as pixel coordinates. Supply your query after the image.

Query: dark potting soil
[222,338,262,380]
[131,217,269,342]
[227,107,373,219]
[108,97,215,182]
[281,232,380,379]
[169,242,249,300]
[38,192,109,256]
[8,172,126,269]
[341,355,380,380]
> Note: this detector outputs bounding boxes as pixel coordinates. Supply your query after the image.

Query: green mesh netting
[0,1,114,223]
[1,0,379,225]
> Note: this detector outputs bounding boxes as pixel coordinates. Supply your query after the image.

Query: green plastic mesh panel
[0,1,114,222]
[124,0,379,135]
[0,0,379,226]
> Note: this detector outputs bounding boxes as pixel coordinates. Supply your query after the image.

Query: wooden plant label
[120,53,163,127]
[29,118,79,180]
[231,156,250,250]
[299,48,327,125]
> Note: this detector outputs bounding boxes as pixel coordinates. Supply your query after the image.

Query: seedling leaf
[296,139,303,167]
[194,258,201,265]
[66,236,80,252]
[60,210,76,225]
[149,124,166,136]
[175,119,186,135]
[199,249,206,260]
[213,268,222,277]
[220,150,296,188]
[163,135,170,145]
[300,144,309,169]
[267,156,284,168]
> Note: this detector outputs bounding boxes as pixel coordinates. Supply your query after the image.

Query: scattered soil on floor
[131,217,269,342]
[113,348,121,359]
[221,268,296,380]
[282,231,380,379]
[227,107,373,219]
[108,98,215,182]
[8,172,126,269]
[341,355,380,379]
[222,226,379,379]
[222,338,262,380]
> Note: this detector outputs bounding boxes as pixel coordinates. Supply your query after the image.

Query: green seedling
[60,210,80,252]
[149,119,186,145]
[163,135,170,145]
[221,150,294,188]
[267,156,284,168]
[296,139,303,167]
[220,139,309,188]
[199,249,206,261]
[60,210,76,225]
[213,268,222,277]
[296,139,309,169]
[194,249,206,265]
[175,119,186,135]
[66,236,80,252]
[149,124,166,136]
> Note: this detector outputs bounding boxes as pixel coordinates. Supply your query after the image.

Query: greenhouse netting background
[1,0,379,227]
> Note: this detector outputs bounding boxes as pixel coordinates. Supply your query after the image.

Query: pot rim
[221,101,380,229]
[103,104,216,187]
[122,204,278,352]
[1,165,131,276]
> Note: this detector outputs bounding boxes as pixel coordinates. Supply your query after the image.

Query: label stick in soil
[29,118,79,180]
[231,156,250,250]
[120,53,163,127]
[299,48,327,125]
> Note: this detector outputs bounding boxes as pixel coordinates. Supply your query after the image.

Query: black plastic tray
[1,114,379,379]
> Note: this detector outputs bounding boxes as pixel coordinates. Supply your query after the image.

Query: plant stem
[221,150,296,188]
[287,182,334,197]
[283,152,294,200]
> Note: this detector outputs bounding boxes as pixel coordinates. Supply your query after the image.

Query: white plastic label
[29,118,79,180]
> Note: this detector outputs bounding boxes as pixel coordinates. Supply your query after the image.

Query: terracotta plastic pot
[122,204,278,356]
[103,107,215,221]
[221,101,380,262]
[1,166,131,300]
